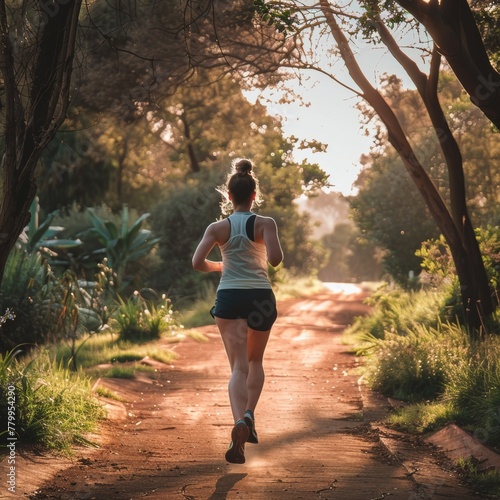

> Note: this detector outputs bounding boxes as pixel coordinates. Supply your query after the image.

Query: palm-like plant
[86,205,160,289]
[18,197,82,258]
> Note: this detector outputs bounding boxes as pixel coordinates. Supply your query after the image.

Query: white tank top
[217,212,271,290]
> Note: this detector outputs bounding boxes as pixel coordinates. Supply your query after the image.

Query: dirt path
[10,286,477,499]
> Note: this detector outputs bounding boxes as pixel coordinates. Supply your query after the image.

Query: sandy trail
[7,285,475,499]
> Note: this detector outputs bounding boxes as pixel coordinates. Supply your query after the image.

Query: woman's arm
[192,223,223,273]
[261,217,283,267]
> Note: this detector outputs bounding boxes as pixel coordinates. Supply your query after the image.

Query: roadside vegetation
[345,231,500,497]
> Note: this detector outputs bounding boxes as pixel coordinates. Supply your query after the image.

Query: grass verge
[1,348,105,453]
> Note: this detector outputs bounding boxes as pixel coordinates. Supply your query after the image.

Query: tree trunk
[0,0,82,282]
[180,110,201,172]
[320,0,494,328]
[373,18,496,324]
[396,0,500,129]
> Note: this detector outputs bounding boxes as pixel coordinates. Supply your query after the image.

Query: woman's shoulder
[206,218,230,243]
[255,214,277,226]
[207,218,230,231]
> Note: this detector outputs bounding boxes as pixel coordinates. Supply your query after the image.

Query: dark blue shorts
[211,289,278,331]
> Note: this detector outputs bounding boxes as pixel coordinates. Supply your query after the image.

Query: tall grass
[355,287,500,449]
[346,285,449,341]
[0,348,105,452]
[363,320,469,401]
[444,334,500,446]
[179,281,216,329]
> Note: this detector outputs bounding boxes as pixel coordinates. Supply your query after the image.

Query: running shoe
[225,420,249,464]
[244,410,259,444]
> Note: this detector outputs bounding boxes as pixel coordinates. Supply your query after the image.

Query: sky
[260,76,372,196]
[245,25,430,196]
[245,72,371,196]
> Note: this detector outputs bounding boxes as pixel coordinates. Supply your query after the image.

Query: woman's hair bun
[234,159,253,176]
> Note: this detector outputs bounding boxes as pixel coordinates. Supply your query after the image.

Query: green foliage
[52,269,115,371]
[387,401,455,434]
[357,1,410,42]
[37,123,113,215]
[347,285,449,341]
[351,149,440,286]
[456,457,500,497]
[79,259,117,329]
[0,249,60,352]
[52,332,177,370]
[113,290,182,343]
[473,3,500,70]
[423,227,500,290]
[85,205,160,289]
[18,198,82,258]
[179,281,217,329]
[253,0,298,35]
[151,168,224,299]
[351,70,500,286]
[0,348,105,452]
[100,365,136,379]
[50,204,161,285]
[363,319,469,401]
[352,284,500,449]
[417,226,500,317]
[444,334,500,446]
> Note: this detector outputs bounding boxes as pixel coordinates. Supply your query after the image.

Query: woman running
[192,158,283,464]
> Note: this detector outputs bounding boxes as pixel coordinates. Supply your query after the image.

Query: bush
[0,249,61,352]
[113,290,183,342]
[50,204,163,291]
[417,226,500,320]
[364,321,469,401]
[355,285,500,448]
[150,169,223,299]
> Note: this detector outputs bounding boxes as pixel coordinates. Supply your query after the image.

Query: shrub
[113,290,182,342]
[0,249,62,352]
[417,226,500,320]
[364,321,469,401]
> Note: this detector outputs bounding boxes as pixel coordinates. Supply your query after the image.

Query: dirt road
[12,285,477,499]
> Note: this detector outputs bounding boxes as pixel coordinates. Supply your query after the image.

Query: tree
[321,2,495,326]
[352,70,500,285]
[0,0,289,284]
[149,81,329,296]
[351,150,440,285]
[0,1,82,286]
[394,0,500,129]
[228,1,497,328]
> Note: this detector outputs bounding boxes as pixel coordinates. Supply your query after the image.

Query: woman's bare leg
[246,328,271,412]
[216,318,249,422]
